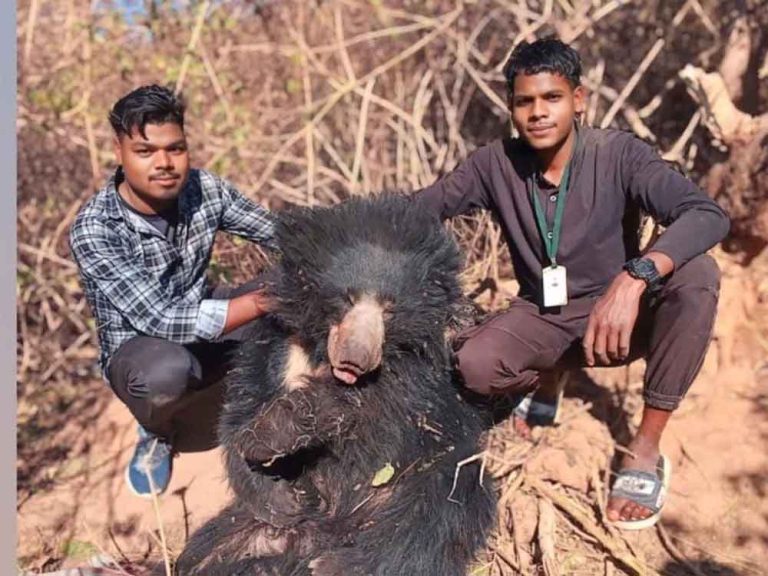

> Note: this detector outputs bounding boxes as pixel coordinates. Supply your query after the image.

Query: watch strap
[624,258,663,293]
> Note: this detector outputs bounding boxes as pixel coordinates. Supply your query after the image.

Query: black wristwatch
[623,257,663,294]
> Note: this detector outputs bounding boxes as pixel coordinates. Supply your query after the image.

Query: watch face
[633,259,663,286]
[625,258,657,281]
[636,259,656,276]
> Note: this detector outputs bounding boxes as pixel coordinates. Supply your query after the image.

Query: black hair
[503,37,582,94]
[108,84,185,139]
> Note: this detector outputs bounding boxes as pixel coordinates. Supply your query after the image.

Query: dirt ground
[16,248,768,575]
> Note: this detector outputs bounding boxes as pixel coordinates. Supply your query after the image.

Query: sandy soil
[17,252,768,575]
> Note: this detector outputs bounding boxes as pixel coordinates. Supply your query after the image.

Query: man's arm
[218,178,278,249]
[412,145,495,220]
[621,135,730,267]
[221,289,273,334]
[583,136,730,365]
[582,251,674,366]
[70,216,269,342]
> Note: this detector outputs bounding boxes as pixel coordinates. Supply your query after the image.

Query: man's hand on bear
[223,288,277,334]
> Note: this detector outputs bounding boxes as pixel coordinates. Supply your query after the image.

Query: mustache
[150,172,181,180]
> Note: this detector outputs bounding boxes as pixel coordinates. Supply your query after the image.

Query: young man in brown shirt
[415,38,729,530]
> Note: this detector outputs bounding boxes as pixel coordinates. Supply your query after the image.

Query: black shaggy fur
[176,195,497,576]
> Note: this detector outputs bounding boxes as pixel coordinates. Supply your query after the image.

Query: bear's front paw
[242,435,315,465]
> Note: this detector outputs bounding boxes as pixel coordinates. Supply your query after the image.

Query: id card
[542,265,568,308]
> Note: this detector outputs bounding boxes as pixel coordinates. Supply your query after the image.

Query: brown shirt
[415,126,730,302]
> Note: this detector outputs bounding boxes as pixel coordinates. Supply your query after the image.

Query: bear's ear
[274,206,337,275]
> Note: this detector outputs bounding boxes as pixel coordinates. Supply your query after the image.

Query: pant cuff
[643,390,681,411]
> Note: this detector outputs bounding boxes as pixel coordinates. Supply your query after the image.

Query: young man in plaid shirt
[70,85,276,498]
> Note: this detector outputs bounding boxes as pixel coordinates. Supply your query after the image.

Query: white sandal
[608,454,671,531]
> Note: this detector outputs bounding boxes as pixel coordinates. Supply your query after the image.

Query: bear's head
[272,194,462,384]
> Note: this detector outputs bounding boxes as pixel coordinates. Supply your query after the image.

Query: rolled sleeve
[195,298,229,340]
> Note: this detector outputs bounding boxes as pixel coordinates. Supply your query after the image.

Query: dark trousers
[107,280,263,449]
[453,255,721,411]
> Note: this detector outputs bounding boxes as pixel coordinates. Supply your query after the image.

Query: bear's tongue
[332,366,359,385]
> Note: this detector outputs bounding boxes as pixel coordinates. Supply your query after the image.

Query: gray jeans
[107,279,263,450]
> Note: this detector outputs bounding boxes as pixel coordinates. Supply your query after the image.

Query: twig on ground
[447,451,488,503]
[528,478,659,576]
[494,546,521,573]
[79,521,133,576]
[556,504,600,546]
[537,497,560,576]
[107,528,134,572]
[146,440,173,576]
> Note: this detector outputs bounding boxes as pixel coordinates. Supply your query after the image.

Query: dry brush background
[16,0,768,574]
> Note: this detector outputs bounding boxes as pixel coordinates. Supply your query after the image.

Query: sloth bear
[175,195,496,576]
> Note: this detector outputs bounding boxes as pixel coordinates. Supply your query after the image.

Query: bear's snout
[328,295,385,384]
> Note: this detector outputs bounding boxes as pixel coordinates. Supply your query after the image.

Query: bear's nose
[328,295,385,384]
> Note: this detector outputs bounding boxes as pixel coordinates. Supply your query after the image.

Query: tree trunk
[679,15,768,260]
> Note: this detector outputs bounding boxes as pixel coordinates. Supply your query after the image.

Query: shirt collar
[103,171,128,223]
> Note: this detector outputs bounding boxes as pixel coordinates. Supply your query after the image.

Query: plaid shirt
[70,168,276,377]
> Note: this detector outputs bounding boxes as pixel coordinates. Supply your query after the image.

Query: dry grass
[16,0,767,573]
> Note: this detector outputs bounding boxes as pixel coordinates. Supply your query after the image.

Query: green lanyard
[530,132,578,268]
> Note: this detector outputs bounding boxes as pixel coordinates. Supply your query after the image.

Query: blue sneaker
[125,425,174,498]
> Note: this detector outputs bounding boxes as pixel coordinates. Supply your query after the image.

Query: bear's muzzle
[327,295,385,384]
